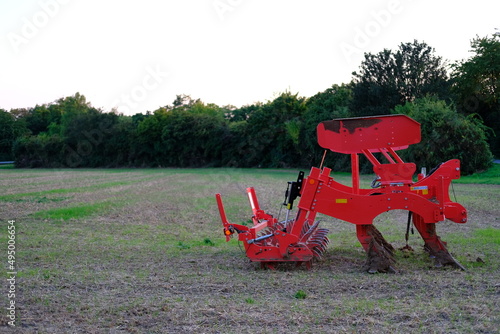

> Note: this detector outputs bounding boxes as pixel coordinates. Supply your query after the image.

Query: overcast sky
[1,0,498,115]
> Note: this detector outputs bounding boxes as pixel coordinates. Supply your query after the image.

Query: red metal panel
[317,114,421,154]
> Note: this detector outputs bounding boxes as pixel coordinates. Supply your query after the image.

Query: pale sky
[1,0,498,115]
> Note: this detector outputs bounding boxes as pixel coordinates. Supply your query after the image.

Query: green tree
[13,93,133,168]
[172,94,199,108]
[13,135,65,168]
[100,114,135,167]
[161,108,228,167]
[394,97,492,174]
[227,104,262,122]
[60,96,112,167]
[24,104,62,135]
[351,40,450,116]
[133,100,229,167]
[451,34,500,156]
[301,84,352,169]
[243,92,306,167]
[9,108,30,120]
[0,109,29,161]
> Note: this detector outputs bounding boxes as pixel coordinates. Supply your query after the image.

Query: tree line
[1,36,498,175]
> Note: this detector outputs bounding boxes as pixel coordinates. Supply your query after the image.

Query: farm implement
[215,114,467,272]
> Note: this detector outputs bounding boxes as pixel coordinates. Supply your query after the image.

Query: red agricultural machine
[215,115,467,272]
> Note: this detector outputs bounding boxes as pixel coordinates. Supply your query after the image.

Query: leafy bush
[394,97,493,175]
[13,135,65,168]
[7,92,495,174]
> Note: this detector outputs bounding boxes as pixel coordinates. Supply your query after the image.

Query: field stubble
[0,168,499,333]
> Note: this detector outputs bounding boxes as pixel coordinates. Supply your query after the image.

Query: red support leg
[412,214,465,270]
[356,224,396,273]
[355,224,371,252]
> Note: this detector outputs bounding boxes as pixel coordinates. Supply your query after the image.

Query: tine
[307,240,322,247]
[322,235,330,241]
[312,232,327,239]
[307,236,329,250]
[300,224,321,243]
[301,223,309,235]
[316,231,329,237]
[315,246,325,256]
[312,241,325,249]
[313,243,325,252]
[313,248,323,257]
[310,235,328,243]
[312,248,322,259]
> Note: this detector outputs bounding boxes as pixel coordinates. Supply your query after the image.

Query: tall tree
[243,92,306,167]
[394,97,492,174]
[451,34,500,156]
[300,84,352,168]
[24,104,63,135]
[161,109,228,167]
[0,109,29,161]
[351,40,450,116]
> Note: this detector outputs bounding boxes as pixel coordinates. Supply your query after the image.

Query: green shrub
[294,290,307,299]
[394,97,493,175]
[13,135,65,168]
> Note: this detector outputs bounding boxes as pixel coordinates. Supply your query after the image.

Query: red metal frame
[216,115,467,271]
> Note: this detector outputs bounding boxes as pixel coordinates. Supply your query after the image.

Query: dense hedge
[6,92,493,175]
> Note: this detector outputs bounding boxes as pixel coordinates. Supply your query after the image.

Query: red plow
[216,115,467,272]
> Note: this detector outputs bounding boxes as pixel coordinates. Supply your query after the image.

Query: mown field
[1,166,499,333]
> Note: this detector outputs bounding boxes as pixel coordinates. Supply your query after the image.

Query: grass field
[1,167,499,333]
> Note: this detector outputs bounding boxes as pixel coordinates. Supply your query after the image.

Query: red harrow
[216,115,467,272]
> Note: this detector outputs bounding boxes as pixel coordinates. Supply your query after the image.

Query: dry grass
[0,168,499,333]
